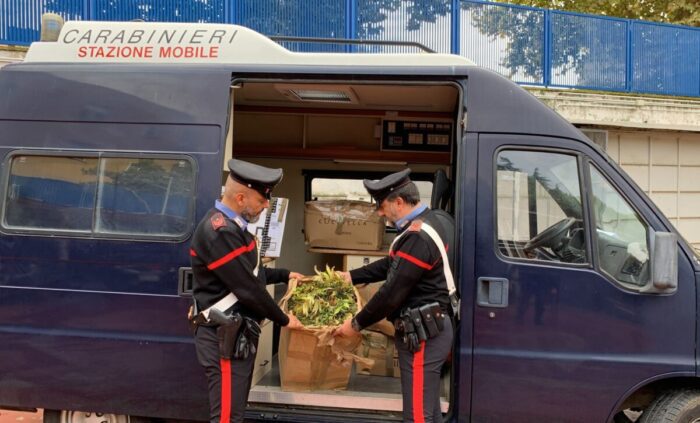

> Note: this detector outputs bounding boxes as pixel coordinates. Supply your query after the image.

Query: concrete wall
[0,47,25,67]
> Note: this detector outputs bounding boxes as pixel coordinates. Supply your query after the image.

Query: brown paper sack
[278,278,374,391]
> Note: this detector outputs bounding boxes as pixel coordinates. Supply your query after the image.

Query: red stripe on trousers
[413,341,426,423]
[396,251,433,270]
[207,240,256,270]
[220,358,231,423]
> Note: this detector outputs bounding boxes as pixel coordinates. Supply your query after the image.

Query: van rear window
[3,154,195,239]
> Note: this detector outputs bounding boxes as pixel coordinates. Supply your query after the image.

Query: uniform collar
[215,200,247,230]
[395,204,428,232]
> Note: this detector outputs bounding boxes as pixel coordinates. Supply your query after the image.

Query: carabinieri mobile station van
[0,19,697,423]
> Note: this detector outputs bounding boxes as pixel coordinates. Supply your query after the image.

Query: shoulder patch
[210,212,227,230]
[408,219,423,232]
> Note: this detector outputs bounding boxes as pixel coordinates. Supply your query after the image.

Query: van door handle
[178,267,194,296]
[477,277,509,308]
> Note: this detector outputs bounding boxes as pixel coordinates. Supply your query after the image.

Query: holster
[395,309,421,353]
[232,317,261,360]
[208,308,244,360]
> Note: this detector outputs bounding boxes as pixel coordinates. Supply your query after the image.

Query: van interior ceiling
[224,80,460,417]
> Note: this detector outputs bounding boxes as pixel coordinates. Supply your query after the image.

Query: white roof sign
[24,21,474,67]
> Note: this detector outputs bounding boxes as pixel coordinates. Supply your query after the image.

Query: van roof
[24,21,474,68]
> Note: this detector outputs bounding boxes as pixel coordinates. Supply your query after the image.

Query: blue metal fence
[3,0,700,97]
[461,2,545,85]
[235,0,347,52]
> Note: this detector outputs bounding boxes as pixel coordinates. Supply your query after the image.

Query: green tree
[505,0,700,27]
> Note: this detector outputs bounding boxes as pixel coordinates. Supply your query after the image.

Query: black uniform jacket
[351,208,451,329]
[190,207,290,326]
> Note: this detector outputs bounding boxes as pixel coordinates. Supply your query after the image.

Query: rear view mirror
[642,231,678,294]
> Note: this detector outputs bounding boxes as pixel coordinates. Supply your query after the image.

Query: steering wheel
[524,217,577,252]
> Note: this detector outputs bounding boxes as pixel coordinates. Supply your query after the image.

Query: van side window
[5,156,98,231]
[496,150,588,264]
[590,167,650,287]
[3,155,195,239]
[95,158,194,236]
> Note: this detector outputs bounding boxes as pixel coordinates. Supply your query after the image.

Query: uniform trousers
[395,317,453,423]
[194,325,258,423]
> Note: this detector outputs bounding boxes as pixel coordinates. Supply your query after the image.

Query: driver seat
[430,169,453,212]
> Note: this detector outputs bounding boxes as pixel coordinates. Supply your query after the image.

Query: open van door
[470,134,695,421]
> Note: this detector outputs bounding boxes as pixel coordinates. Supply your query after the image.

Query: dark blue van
[0,20,696,423]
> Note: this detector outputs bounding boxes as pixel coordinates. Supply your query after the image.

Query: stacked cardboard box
[355,330,400,378]
[355,281,394,337]
[304,200,385,251]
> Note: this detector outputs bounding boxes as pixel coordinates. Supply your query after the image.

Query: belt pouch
[419,303,441,338]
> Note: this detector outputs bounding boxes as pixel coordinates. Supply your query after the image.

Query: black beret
[228,159,283,199]
[363,168,412,208]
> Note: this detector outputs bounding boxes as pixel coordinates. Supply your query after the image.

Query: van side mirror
[641,231,678,294]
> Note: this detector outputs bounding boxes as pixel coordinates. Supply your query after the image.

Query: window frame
[586,159,654,290]
[0,150,198,242]
[492,146,593,270]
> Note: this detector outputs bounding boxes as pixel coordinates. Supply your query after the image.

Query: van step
[249,362,448,413]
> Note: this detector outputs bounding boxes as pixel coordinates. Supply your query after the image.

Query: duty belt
[394,302,447,352]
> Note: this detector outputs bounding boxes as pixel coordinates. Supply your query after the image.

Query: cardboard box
[304,200,385,251]
[278,279,369,391]
[355,331,400,378]
[356,281,395,337]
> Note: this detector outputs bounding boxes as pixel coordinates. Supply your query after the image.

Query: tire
[640,389,700,423]
[43,410,130,423]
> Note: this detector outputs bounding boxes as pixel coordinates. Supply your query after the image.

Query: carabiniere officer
[189,159,303,423]
[334,168,456,423]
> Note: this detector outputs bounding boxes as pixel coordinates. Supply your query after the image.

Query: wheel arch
[607,372,700,422]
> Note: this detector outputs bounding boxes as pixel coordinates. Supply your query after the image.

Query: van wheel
[639,389,700,423]
[43,410,130,423]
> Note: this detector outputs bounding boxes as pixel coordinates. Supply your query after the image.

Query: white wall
[606,130,700,250]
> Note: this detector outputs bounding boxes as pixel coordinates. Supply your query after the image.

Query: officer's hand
[338,271,352,284]
[286,313,303,330]
[289,271,304,281]
[333,317,359,338]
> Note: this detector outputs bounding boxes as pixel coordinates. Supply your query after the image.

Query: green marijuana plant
[288,265,357,326]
